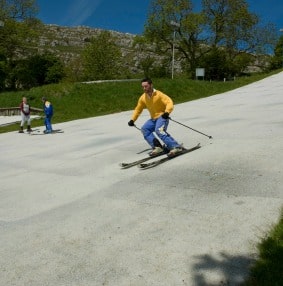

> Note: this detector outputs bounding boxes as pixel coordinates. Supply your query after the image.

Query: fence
[0,107,43,116]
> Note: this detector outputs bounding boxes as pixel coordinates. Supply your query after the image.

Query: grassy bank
[244,209,283,286]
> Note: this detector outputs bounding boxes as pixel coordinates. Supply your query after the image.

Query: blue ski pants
[44,116,53,132]
[141,116,180,149]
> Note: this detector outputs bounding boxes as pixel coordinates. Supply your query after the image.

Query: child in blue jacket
[42,97,53,133]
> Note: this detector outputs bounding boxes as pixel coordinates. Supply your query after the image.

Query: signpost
[196,68,205,80]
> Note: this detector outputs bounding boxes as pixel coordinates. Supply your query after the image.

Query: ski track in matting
[1,73,283,286]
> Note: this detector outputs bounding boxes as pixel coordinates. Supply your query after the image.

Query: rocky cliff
[36,24,146,73]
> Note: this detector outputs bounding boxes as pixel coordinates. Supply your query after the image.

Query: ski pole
[169,117,213,139]
[134,125,141,131]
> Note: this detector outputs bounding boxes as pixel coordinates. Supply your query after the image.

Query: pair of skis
[18,128,64,135]
[120,143,201,169]
[29,129,64,135]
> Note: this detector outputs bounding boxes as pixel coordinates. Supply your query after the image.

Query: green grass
[244,209,283,286]
[0,70,283,283]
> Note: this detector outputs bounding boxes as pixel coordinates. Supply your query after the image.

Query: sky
[36,0,283,35]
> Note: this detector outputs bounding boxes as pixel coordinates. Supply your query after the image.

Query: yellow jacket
[131,89,174,121]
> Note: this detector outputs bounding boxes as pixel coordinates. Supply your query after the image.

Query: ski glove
[162,112,170,119]
[128,120,135,126]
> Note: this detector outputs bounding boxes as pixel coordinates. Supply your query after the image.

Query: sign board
[0,20,4,27]
[196,68,205,77]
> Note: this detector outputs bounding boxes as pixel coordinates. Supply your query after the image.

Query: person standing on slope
[42,97,53,134]
[19,96,32,133]
[128,78,182,157]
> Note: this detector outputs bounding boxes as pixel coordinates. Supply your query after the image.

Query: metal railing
[0,107,43,116]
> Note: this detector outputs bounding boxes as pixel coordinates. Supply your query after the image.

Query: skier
[19,97,32,133]
[42,97,53,133]
[128,78,183,157]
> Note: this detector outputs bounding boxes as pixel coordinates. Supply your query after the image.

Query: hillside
[26,24,268,79]
[36,24,149,74]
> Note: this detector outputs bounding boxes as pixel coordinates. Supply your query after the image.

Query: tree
[202,0,277,64]
[132,35,170,77]
[269,35,283,70]
[82,31,123,80]
[10,53,65,89]
[144,0,277,78]
[144,0,204,77]
[0,0,42,90]
[0,0,38,20]
[0,0,40,58]
[0,52,7,89]
[64,56,84,83]
[199,47,229,80]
